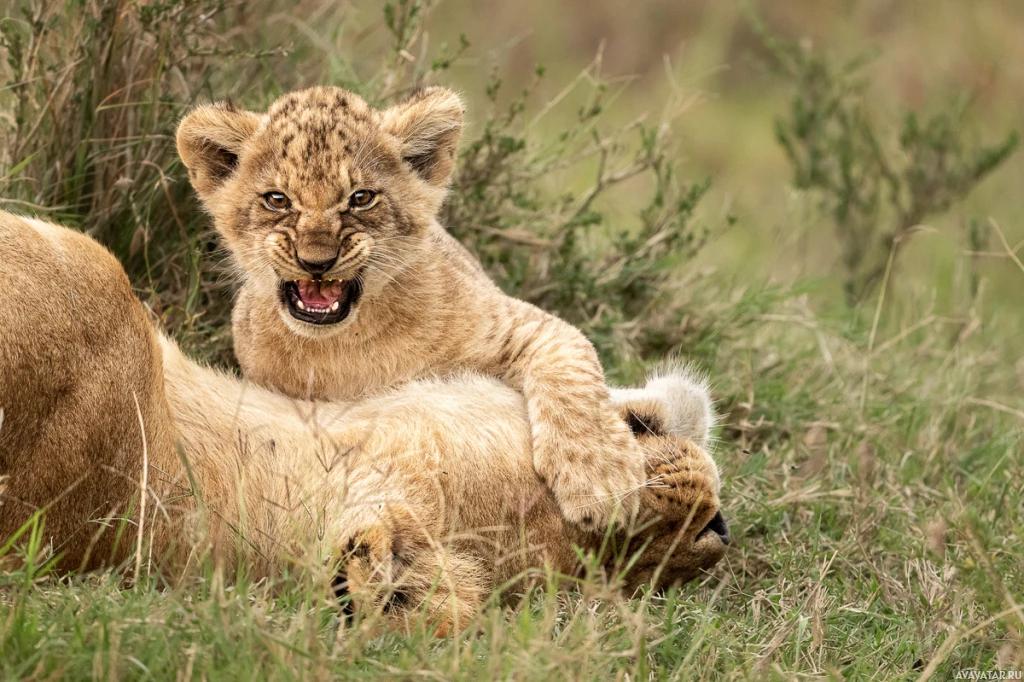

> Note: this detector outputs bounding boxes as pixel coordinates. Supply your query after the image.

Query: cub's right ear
[176,103,262,197]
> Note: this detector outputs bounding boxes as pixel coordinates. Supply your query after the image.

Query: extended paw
[537,431,647,532]
[606,438,727,592]
[336,511,485,636]
[571,436,728,594]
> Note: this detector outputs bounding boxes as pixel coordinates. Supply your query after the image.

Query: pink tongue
[296,279,343,307]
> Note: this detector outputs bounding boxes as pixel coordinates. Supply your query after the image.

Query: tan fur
[0,212,727,635]
[0,214,177,572]
[176,86,654,530]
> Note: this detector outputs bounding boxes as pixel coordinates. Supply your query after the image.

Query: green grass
[2,0,1023,679]
[3,305,1021,679]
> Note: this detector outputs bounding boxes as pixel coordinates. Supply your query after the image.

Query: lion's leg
[336,506,487,637]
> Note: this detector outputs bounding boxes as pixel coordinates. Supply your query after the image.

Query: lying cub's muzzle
[697,510,730,546]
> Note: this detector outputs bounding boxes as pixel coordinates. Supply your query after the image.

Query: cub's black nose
[698,511,730,545]
[297,255,338,276]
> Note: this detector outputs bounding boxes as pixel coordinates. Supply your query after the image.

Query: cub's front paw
[536,429,647,532]
[336,511,484,636]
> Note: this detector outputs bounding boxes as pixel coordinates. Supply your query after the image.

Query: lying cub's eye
[350,190,376,209]
[263,191,291,210]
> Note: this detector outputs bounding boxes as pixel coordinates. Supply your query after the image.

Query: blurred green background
[363,0,1024,304]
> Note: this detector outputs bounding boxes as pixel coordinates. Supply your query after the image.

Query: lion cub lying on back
[177,86,650,529]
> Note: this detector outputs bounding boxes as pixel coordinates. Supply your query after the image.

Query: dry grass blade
[131,392,149,586]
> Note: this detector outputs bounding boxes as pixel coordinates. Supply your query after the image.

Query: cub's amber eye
[350,189,376,208]
[263,191,290,210]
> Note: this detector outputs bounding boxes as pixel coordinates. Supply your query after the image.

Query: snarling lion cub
[0,212,728,635]
[176,86,653,531]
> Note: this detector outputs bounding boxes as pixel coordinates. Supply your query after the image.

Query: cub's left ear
[382,87,464,188]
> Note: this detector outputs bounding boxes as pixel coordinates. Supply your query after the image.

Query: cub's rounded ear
[176,103,262,197]
[610,388,669,438]
[381,87,464,188]
[610,367,715,448]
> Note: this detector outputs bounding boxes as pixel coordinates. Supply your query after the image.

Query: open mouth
[279,277,363,325]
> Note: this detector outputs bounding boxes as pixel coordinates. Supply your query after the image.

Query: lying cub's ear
[610,365,715,448]
[176,103,262,197]
[611,389,669,438]
[381,87,464,189]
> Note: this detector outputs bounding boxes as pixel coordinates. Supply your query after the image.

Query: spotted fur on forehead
[257,87,390,190]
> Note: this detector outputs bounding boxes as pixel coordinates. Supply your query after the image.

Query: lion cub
[177,86,647,529]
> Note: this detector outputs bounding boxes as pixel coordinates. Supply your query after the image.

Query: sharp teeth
[297,300,306,310]
[330,301,340,311]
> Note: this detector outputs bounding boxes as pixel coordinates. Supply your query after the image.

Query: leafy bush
[0,0,284,358]
[754,15,1019,305]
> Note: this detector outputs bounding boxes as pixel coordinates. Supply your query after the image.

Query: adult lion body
[0,211,727,634]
